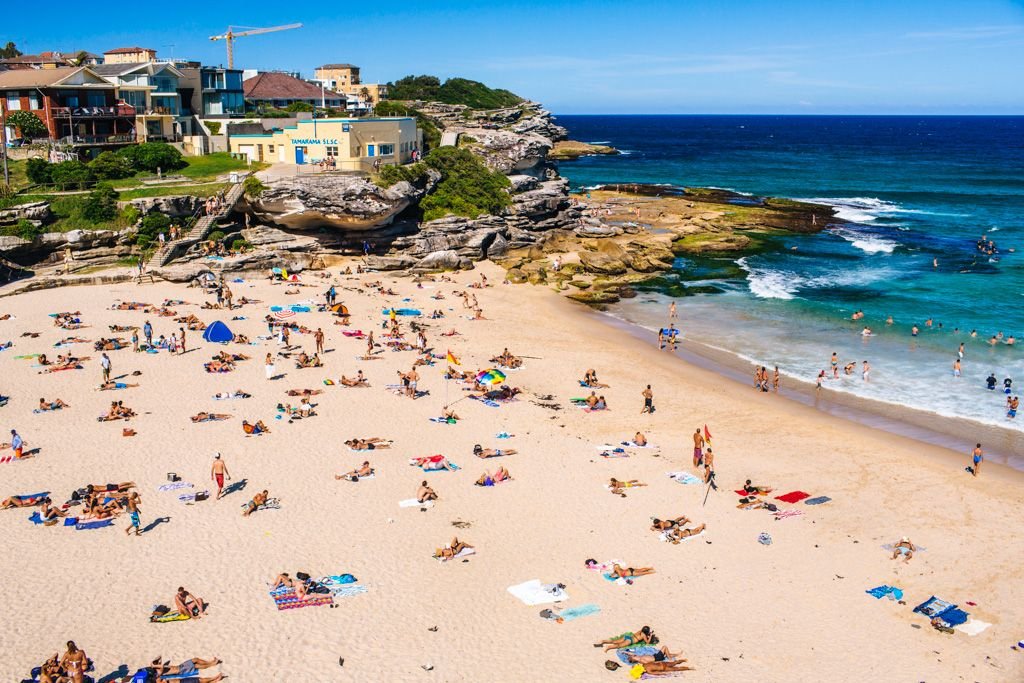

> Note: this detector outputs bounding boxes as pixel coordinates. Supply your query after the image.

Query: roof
[104,46,156,55]
[90,62,183,78]
[317,63,358,70]
[243,72,344,101]
[0,67,110,89]
[40,51,100,60]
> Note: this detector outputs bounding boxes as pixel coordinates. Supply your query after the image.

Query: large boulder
[0,201,52,226]
[579,250,628,275]
[461,129,553,174]
[125,195,203,219]
[248,175,426,231]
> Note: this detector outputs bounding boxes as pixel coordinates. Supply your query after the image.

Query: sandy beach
[1,261,1022,682]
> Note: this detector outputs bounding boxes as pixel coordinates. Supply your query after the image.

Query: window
[87,92,106,107]
[268,145,274,153]
[378,143,394,156]
[326,145,338,158]
[63,95,79,108]
[29,92,40,110]
[5,93,21,111]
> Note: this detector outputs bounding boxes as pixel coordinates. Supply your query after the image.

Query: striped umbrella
[476,369,507,385]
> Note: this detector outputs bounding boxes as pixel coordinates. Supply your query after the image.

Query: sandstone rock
[125,195,203,219]
[366,255,417,271]
[416,250,463,271]
[505,268,528,284]
[575,224,622,238]
[579,250,627,275]
[0,201,52,225]
[567,289,620,305]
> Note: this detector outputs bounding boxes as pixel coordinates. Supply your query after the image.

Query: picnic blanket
[507,579,569,606]
[913,595,969,627]
[866,585,904,600]
[775,491,810,504]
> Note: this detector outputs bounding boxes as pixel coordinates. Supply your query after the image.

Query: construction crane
[209,23,302,69]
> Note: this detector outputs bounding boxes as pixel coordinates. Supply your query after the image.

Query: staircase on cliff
[150,181,246,268]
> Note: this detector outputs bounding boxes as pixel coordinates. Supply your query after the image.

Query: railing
[142,134,183,143]
[52,105,137,118]
[58,134,137,145]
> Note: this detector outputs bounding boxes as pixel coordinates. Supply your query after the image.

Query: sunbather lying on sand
[2,493,47,508]
[581,369,609,388]
[242,420,270,435]
[741,479,770,495]
[665,523,706,544]
[271,572,306,598]
[433,536,473,560]
[214,389,250,399]
[286,389,323,397]
[609,564,656,579]
[243,490,270,516]
[891,536,916,562]
[473,444,517,458]
[650,516,691,531]
[609,478,647,496]
[204,359,234,373]
[594,626,655,651]
[99,401,136,421]
[340,371,368,387]
[345,437,391,450]
[142,656,224,683]
[113,302,149,311]
[633,660,694,676]
[417,481,438,503]
[411,456,458,471]
[337,461,374,481]
[99,381,139,390]
[476,466,512,486]
[93,338,126,351]
[191,412,232,423]
[86,482,136,495]
[623,645,683,664]
[38,397,69,411]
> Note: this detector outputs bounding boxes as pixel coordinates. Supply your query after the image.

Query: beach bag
[758,532,772,546]
[296,572,311,581]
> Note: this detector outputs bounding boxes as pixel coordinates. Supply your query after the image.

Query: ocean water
[554,115,1024,449]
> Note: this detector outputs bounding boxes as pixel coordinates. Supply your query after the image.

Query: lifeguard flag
[704,424,713,446]
[446,350,461,366]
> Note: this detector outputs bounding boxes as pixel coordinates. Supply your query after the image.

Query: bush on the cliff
[81,183,119,222]
[50,160,95,190]
[118,142,186,173]
[243,175,266,198]
[137,212,170,246]
[386,75,523,109]
[375,162,428,189]
[5,218,42,240]
[419,147,510,222]
[26,158,53,185]
[374,101,441,150]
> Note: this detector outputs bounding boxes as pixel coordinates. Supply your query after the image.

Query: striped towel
[773,509,804,520]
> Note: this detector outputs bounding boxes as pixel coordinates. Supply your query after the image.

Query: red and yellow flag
[704,424,713,446]
[446,350,461,366]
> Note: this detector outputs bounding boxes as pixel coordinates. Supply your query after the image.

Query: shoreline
[594,304,1024,472]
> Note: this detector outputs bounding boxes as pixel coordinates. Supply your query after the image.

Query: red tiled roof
[243,72,345,101]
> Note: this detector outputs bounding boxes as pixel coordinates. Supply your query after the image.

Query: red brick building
[0,66,136,154]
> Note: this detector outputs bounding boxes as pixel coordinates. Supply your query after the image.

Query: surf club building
[228,116,421,170]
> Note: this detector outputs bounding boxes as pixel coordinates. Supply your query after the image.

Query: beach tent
[202,320,234,344]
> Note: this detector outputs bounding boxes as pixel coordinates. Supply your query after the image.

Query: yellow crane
[209,23,302,69]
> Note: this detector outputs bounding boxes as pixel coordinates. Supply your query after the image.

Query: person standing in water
[862,360,871,382]
[831,352,839,379]
[773,366,780,393]
[953,358,961,378]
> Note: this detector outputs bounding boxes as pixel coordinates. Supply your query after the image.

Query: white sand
[0,261,1021,682]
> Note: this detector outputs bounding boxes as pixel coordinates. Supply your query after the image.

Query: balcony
[52,105,137,118]
[58,134,137,146]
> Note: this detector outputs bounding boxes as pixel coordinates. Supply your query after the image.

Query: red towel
[775,491,810,504]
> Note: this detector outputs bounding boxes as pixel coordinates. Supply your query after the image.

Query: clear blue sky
[7,0,1024,113]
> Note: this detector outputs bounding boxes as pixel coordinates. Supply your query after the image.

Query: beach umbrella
[476,369,507,385]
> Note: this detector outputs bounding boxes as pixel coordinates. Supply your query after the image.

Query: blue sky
[7,0,1024,113]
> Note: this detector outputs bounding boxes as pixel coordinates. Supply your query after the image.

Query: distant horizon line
[552,112,1024,117]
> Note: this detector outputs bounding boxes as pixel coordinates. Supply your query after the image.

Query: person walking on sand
[125,491,142,536]
[314,327,325,355]
[970,443,983,476]
[692,428,704,467]
[265,353,276,380]
[669,301,677,319]
[131,328,139,353]
[641,385,654,414]
[211,452,231,499]
[179,327,187,354]
[101,353,112,383]
[144,320,153,347]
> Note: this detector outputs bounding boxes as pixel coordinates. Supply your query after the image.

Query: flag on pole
[446,350,461,366]
[704,424,712,446]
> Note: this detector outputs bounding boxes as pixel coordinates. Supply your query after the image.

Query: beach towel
[600,451,630,458]
[543,603,602,622]
[668,472,701,485]
[469,396,501,408]
[507,579,569,606]
[271,590,334,611]
[496,432,512,439]
[659,529,705,543]
[399,498,434,508]
[151,610,191,623]
[436,546,475,562]
[602,572,646,586]
[804,496,831,505]
[775,491,810,504]
[914,596,969,627]
[955,619,991,636]
[773,509,804,520]
[429,417,457,424]
[157,481,193,492]
[616,646,659,664]
[866,585,904,601]
[325,583,368,598]
[75,519,114,530]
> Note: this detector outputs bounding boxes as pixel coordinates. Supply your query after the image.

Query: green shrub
[419,147,510,222]
[50,160,95,190]
[89,151,133,180]
[137,212,171,245]
[375,162,429,188]
[205,121,222,135]
[5,110,47,138]
[82,183,119,222]
[230,238,252,251]
[25,158,53,185]
[120,204,141,226]
[285,102,314,112]
[208,230,225,242]
[385,75,523,109]
[460,134,477,144]
[15,218,42,240]
[118,142,186,173]
[243,175,266,197]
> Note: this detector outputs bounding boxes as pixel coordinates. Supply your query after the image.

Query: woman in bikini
[650,516,690,531]
[473,445,517,458]
[594,626,655,651]
[433,537,473,560]
[609,564,656,579]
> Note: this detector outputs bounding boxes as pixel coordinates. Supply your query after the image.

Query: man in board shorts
[211,452,231,500]
[693,428,704,467]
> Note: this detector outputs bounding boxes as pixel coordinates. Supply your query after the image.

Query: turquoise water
[555,115,1024,445]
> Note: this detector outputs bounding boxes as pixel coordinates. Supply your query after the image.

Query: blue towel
[804,496,832,505]
[866,585,904,600]
[76,519,114,530]
[616,646,659,663]
[558,603,601,621]
[423,462,460,472]
[28,511,44,524]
